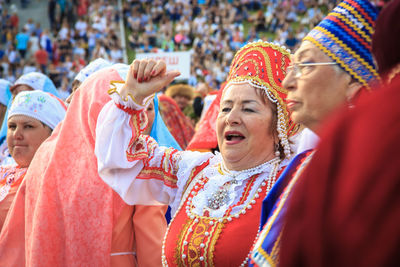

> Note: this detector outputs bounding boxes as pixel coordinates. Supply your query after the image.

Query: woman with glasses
[250,0,379,266]
[281,1,400,265]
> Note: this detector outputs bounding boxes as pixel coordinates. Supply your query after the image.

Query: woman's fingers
[143,59,157,82]
[148,70,181,91]
[131,59,140,79]
[125,59,179,102]
[122,68,180,105]
[134,59,165,83]
[136,60,147,83]
[151,60,167,77]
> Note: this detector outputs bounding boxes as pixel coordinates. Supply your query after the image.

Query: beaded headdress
[226,41,298,158]
[304,0,379,88]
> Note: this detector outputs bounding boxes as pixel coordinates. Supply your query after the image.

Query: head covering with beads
[226,40,298,158]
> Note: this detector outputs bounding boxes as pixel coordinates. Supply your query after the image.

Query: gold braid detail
[330,10,373,41]
[312,26,378,78]
[108,80,154,106]
[208,221,224,265]
[340,2,374,35]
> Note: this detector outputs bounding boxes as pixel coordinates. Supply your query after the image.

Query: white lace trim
[189,154,289,218]
[170,151,213,215]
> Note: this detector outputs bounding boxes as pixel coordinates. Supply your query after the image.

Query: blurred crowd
[0,0,123,100]
[0,0,382,101]
[123,0,341,90]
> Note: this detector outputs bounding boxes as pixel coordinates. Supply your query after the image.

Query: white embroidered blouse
[95,90,289,217]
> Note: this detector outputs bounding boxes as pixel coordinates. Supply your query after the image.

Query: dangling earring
[347,98,355,109]
[275,143,280,157]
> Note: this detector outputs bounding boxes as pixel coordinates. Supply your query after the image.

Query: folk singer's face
[217,83,276,171]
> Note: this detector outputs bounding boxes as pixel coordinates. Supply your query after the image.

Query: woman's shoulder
[179,150,216,170]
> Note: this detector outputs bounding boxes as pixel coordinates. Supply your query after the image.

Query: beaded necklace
[191,157,281,218]
[161,157,282,266]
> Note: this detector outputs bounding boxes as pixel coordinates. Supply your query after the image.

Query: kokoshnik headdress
[226,41,298,158]
[304,0,379,88]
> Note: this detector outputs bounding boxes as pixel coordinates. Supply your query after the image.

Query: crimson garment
[158,94,195,150]
[372,0,400,75]
[280,74,400,267]
[186,86,223,151]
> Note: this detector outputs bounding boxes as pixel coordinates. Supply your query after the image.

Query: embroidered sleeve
[95,84,186,206]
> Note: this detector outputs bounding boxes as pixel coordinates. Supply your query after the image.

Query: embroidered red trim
[115,102,140,115]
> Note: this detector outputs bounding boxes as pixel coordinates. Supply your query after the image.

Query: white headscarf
[8,91,66,130]
[12,72,59,96]
[75,58,112,83]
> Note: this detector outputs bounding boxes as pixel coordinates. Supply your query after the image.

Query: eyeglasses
[287,62,338,78]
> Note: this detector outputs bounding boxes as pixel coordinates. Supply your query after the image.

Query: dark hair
[41,122,53,133]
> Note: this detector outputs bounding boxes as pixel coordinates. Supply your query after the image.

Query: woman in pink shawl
[0,65,167,266]
[0,90,66,230]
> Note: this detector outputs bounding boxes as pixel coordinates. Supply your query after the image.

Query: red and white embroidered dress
[95,90,289,266]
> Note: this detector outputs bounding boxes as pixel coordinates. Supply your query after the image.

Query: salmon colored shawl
[0,68,126,266]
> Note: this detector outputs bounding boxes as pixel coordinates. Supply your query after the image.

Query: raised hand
[121,59,181,105]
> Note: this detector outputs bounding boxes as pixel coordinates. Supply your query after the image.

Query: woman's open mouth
[225,131,245,144]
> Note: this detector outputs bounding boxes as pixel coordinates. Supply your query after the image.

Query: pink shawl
[0,68,126,266]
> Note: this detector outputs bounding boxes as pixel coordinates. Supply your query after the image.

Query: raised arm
[95,60,184,205]
[120,59,180,106]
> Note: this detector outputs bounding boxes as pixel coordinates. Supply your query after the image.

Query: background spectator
[1,0,345,98]
[0,0,122,98]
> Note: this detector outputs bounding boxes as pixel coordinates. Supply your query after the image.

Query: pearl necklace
[205,158,280,210]
[190,157,281,218]
[161,158,281,266]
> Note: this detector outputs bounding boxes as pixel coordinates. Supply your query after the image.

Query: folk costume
[250,0,379,266]
[96,41,297,266]
[0,90,66,230]
[280,66,400,267]
[280,2,400,265]
[0,65,167,267]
